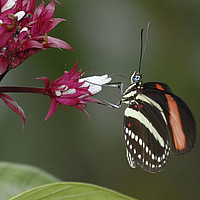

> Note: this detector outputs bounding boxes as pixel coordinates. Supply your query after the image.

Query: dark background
[1,0,200,199]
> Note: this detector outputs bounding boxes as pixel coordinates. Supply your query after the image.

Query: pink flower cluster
[39,60,111,120]
[0,0,72,75]
[0,0,111,127]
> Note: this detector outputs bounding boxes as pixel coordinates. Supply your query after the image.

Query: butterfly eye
[132,74,141,83]
[134,75,140,81]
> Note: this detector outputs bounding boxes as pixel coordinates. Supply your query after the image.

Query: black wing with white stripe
[123,93,171,173]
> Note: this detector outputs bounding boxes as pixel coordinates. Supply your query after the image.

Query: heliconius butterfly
[97,23,196,173]
[120,25,196,173]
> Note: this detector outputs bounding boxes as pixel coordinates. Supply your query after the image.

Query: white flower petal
[55,90,61,97]
[58,85,68,90]
[20,27,28,33]
[62,88,76,95]
[79,74,112,95]
[1,0,17,13]
[15,11,25,21]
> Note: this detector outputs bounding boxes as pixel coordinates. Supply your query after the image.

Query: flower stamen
[41,33,48,46]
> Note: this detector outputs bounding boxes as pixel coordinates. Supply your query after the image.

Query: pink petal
[46,18,65,33]
[0,56,8,75]
[43,0,55,21]
[18,29,28,41]
[83,97,100,103]
[67,59,79,80]
[55,97,80,106]
[45,36,73,50]
[36,77,50,89]
[8,37,17,52]
[0,94,26,128]
[34,1,45,17]
[20,40,44,50]
[0,31,13,47]
[23,0,36,13]
[45,97,57,120]
[73,105,91,120]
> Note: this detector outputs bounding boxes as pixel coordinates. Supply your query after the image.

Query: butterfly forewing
[142,82,196,155]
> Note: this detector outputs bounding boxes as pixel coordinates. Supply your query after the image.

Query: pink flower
[38,60,112,120]
[0,0,72,75]
[0,93,25,128]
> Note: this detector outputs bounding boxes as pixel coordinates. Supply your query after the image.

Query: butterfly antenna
[138,21,151,74]
[138,29,144,74]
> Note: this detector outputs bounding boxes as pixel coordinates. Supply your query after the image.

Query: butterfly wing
[124,94,171,173]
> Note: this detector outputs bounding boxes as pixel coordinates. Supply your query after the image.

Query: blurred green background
[1,0,200,199]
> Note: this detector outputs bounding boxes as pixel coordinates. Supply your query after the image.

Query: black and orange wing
[142,82,196,155]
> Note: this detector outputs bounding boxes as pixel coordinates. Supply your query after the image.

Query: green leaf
[9,182,136,200]
[0,161,60,200]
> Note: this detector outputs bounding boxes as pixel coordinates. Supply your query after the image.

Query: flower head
[0,0,72,75]
[38,60,112,120]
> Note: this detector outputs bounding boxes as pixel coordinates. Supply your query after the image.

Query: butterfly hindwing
[123,95,171,173]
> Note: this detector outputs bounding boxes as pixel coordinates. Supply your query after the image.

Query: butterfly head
[131,71,142,84]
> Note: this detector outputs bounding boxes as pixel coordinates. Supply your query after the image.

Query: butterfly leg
[105,82,124,95]
[98,99,122,109]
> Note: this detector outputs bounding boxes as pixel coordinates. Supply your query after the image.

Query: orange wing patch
[165,94,186,150]
[156,84,164,91]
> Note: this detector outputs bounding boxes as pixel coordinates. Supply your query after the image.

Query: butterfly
[122,71,196,173]
[120,24,196,173]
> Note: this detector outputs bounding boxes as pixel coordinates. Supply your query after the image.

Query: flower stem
[0,86,46,95]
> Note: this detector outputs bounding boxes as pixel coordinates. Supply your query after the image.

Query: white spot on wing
[127,140,129,146]
[145,146,149,153]
[124,135,127,141]
[131,132,135,139]
[126,149,136,168]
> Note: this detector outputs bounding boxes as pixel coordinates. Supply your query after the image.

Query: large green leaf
[9,182,136,200]
[0,161,59,200]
